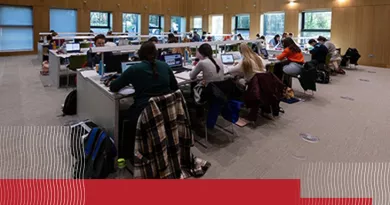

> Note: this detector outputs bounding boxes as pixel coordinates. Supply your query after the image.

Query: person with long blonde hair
[227,43,266,83]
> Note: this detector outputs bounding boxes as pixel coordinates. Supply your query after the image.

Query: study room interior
[0,0,390,201]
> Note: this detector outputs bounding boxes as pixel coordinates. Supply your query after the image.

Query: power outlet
[369,54,374,58]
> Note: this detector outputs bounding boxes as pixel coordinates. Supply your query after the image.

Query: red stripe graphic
[0,180,371,205]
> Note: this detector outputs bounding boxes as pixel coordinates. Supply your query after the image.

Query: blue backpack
[74,127,117,179]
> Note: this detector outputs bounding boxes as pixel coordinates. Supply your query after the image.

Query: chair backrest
[69,55,88,70]
[80,43,90,49]
[231,44,240,52]
[134,90,193,179]
[325,53,332,65]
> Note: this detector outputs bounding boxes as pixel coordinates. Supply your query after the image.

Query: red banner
[0,180,371,205]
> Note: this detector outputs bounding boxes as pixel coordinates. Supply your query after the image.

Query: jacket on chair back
[244,72,284,110]
[133,90,194,179]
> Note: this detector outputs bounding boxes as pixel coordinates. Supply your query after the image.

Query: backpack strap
[85,128,99,156]
[91,131,107,161]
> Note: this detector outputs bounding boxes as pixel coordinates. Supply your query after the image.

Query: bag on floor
[70,120,98,159]
[40,61,49,75]
[70,120,98,179]
[63,90,77,116]
[193,82,206,105]
[316,70,330,84]
[74,127,117,179]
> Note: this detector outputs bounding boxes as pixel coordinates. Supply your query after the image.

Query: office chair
[80,43,91,49]
[69,55,88,71]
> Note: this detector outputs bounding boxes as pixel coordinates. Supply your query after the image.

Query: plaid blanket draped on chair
[133,90,210,179]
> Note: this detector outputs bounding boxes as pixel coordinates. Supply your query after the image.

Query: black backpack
[316,70,330,84]
[316,63,330,84]
[63,90,77,116]
[73,127,117,179]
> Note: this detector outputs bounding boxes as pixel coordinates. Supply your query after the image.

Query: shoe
[261,112,274,120]
[336,69,346,75]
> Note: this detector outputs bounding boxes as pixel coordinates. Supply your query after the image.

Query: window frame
[90,11,112,30]
[171,16,182,32]
[262,12,285,36]
[122,13,141,33]
[192,16,202,33]
[234,15,250,30]
[149,15,162,30]
[0,5,34,52]
[49,8,78,34]
[301,11,332,33]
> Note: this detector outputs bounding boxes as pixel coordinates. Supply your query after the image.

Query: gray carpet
[1,55,390,203]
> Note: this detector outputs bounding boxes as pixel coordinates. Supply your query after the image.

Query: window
[193,16,202,33]
[233,15,250,39]
[50,9,77,35]
[149,15,164,35]
[211,15,223,40]
[0,5,33,52]
[262,12,285,37]
[301,11,332,39]
[171,16,186,33]
[123,13,140,33]
[90,11,112,34]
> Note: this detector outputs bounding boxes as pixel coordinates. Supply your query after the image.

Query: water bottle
[116,158,128,179]
[98,60,104,76]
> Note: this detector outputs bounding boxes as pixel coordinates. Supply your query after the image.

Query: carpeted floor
[1,55,390,203]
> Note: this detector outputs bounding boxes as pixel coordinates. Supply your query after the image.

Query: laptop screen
[260,48,269,58]
[121,61,142,73]
[163,54,182,68]
[221,54,234,64]
[66,43,80,52]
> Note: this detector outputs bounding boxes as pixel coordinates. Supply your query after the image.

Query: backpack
[316,70,330,84]
[74,127,117,179]
[63,90,77,116]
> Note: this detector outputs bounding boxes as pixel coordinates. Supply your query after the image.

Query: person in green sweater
[109,41,178,159]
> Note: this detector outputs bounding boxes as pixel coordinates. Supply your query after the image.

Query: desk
[49,49,88,88]
[77,70,134,152]
[38,42,49,62]
[267,49,312,62]
[76,66,202,151]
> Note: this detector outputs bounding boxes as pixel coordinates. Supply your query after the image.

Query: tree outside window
[123,13,140,33]
[301,11,332,39]
[235,15,250,39]
[149,15,163,35]
[90,11,111,34]
[193,16,202,33]
[263,13,285,36]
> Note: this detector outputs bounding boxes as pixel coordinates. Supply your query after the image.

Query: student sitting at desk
[269,34,281,48]
[192,31,201,42]
[237,34,244,41]
[274,37,305,86]
[190,43,225,84]
[308,39,329,64]
[227,43,266,88]
[87,34,113,67]
[109,41,178,159]
[317,36,345,75]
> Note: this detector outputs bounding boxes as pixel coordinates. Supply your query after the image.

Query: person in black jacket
[308,39,329,64]
[87,34,113,68]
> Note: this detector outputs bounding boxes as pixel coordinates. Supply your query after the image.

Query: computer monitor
[163,54,183,68]
[260,48,269,59]
[66,43,80,53]
[104,53,122,73]
[221,54,235,65]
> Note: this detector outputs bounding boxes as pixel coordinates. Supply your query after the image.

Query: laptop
[163,53,190,72]
[221,54,235,65]
[121,61,142,73]
[260,48,269,59]
[66,43,81,53]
